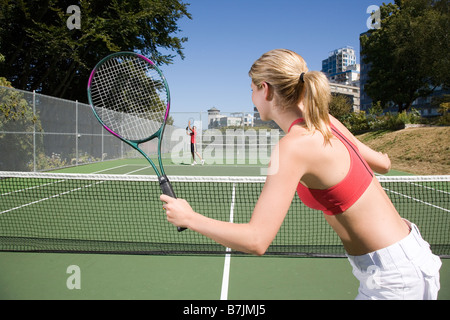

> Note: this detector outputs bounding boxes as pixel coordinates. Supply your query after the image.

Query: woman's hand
[160,194,195,229]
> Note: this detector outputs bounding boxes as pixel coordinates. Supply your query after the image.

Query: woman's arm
[329,115,391,174]
[354,141,391,174]
[161,138,304,255]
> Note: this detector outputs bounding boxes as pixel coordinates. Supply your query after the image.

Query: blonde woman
[161,49,441,300]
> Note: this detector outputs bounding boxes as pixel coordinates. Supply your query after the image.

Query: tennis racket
[87,52,186,232]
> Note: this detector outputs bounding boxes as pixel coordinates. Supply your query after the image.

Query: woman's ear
[261,82,273,101]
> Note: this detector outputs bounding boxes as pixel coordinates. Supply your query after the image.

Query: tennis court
[0,160,449,302]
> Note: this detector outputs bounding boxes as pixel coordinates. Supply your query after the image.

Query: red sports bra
[289,118,374,216]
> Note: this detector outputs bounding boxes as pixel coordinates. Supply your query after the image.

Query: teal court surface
[0,159,449,300]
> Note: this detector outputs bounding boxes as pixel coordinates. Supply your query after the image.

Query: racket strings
[90,54,168,141]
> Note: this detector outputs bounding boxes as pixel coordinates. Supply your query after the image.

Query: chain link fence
[0,86,179,171]
[1,86,282,172]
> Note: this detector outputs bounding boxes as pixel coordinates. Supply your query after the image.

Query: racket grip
[159,175,187,232]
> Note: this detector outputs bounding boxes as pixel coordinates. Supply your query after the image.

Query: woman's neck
[271,104,304,134]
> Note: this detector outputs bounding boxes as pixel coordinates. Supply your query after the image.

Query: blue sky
[160,0,392,117]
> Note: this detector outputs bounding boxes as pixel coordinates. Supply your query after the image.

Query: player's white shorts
[346,220,442,300]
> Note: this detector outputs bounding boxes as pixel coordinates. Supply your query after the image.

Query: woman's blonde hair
[249,49,333,144]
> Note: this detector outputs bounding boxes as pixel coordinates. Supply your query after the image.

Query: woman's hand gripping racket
[87,52,186,232]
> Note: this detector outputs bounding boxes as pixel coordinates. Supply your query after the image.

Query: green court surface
[0,253,449,300]
[0,160,449,301]
[50,156,418,177]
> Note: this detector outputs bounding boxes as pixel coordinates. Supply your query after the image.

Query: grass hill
[357,126,449,175]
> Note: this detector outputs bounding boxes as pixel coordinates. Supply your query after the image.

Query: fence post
[198,111,202,153]
[76,100,79,166]
[102,122,104,160]
[33,90,36,172]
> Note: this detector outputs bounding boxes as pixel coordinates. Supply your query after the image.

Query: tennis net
[0,171,449,257]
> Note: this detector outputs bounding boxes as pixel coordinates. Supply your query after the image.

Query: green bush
[342,108,424,134]
[341,111,371,134]
[437,102,450,126]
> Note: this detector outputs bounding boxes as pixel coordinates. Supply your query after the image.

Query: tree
[433,94,450,125]
[329,94,352,121]
[0,77,43,170]
[0,0,191,102]
[360,0,449,113]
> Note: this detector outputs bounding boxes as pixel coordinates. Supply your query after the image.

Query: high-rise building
[322,46,360,111]
[322,46,359,86]
[359,31,373,113]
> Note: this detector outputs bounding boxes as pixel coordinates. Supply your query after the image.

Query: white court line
[0,182,101,215]
[1,179,65,196]
[1,165,130,197]
[0,164,143,215]
[409,182,450,195]
[93,164,131,174]
[123,166,152,175]
[220,182,236,300]
[383,187,450,213]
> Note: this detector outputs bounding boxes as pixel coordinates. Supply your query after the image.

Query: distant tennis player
[186,121,204,165]
[162,49,441,300]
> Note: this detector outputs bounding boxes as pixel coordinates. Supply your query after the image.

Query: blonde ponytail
[249,49,333,145]
[302,71,333,144]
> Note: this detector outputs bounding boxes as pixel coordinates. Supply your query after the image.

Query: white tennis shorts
[347,220,442,300]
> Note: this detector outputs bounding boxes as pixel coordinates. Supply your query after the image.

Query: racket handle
[159,175,187,232]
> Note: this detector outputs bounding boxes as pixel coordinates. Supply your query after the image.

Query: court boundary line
[384,187,450,213]
[0,181,101,215]
[0,165,145,215]
[1,165,129,197]
[220,182,236,300]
